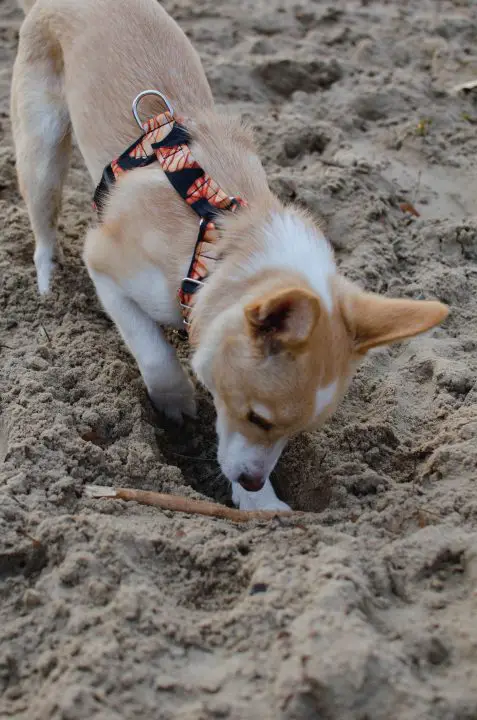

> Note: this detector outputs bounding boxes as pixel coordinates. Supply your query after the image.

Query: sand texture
[2,0,477,717]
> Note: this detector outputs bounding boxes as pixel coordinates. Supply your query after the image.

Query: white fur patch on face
[243,211,336,312]
[215,406,286,483]
[315,380,338,418]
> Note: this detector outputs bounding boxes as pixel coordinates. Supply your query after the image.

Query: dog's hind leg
[11,12,72,294]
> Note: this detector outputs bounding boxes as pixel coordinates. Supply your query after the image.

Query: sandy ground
[1,0,477,717]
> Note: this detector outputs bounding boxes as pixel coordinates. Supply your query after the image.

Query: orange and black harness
[93,90,247,326]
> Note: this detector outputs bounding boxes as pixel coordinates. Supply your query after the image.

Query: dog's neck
[189,201,336,346]
[183,108,271,205]
[172,109,336,342]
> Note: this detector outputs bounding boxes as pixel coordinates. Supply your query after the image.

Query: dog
[11,0,448,511]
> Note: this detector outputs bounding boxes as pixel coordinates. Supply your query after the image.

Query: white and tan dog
[11,0,448,511]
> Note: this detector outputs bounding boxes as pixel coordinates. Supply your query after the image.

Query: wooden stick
[84,485,294,523]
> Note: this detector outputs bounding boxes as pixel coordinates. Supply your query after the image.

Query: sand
[1,0,477,717]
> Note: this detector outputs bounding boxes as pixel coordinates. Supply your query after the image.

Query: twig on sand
[319,157,347,169]
[84,485,294,524]
[451,78,477,96]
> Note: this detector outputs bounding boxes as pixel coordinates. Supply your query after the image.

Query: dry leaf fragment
[399,201,420,217]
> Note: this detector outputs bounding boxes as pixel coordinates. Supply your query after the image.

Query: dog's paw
[148,390,197,424]
[262,497,292,512]
[232,479,291,512]
[34,246,55,295]
[147,379,197,424]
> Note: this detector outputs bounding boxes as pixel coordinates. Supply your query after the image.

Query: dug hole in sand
[1,0,477,718]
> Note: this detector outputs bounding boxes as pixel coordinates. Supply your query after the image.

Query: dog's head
[191,214,448,493]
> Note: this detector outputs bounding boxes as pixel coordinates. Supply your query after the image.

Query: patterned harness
[93,90,246,326]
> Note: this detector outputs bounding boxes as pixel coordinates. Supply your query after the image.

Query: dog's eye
[247,410,273,432]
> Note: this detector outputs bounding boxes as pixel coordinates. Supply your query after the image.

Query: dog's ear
[245,287,320,350]
[342,291,449,354]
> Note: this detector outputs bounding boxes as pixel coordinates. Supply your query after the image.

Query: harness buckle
[132,90,174,129]
[180,278,205,325]
[181,278,205,290]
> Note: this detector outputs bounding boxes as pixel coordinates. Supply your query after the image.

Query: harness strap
[93,110,246,325]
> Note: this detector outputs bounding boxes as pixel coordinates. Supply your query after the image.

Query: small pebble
[23,589,43,609]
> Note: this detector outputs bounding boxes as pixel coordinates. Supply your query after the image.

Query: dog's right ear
[341,290,449,354]
[245,287,320,351]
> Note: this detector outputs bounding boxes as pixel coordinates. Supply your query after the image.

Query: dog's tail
[17,0,37,14]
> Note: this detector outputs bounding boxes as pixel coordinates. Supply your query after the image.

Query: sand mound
[1,0,477,717]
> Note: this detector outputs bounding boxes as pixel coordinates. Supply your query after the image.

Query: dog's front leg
[85,257,196,423]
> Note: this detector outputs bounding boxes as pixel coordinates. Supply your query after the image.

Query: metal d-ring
[132,89,174,129]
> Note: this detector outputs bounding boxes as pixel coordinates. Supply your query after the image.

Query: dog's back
[15,0,214,179]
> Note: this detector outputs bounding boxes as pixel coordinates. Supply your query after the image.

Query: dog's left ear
[245,287,320,350]
[342,291,449,354]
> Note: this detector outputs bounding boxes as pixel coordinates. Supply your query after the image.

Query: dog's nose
[237,473,265,492]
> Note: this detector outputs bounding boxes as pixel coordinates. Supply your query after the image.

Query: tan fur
[11,0,449,510]
[209,274,353,447]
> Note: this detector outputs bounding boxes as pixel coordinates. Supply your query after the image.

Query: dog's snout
[237,473,265,492]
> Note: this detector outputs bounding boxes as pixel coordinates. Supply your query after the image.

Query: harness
[93,90,247,326]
